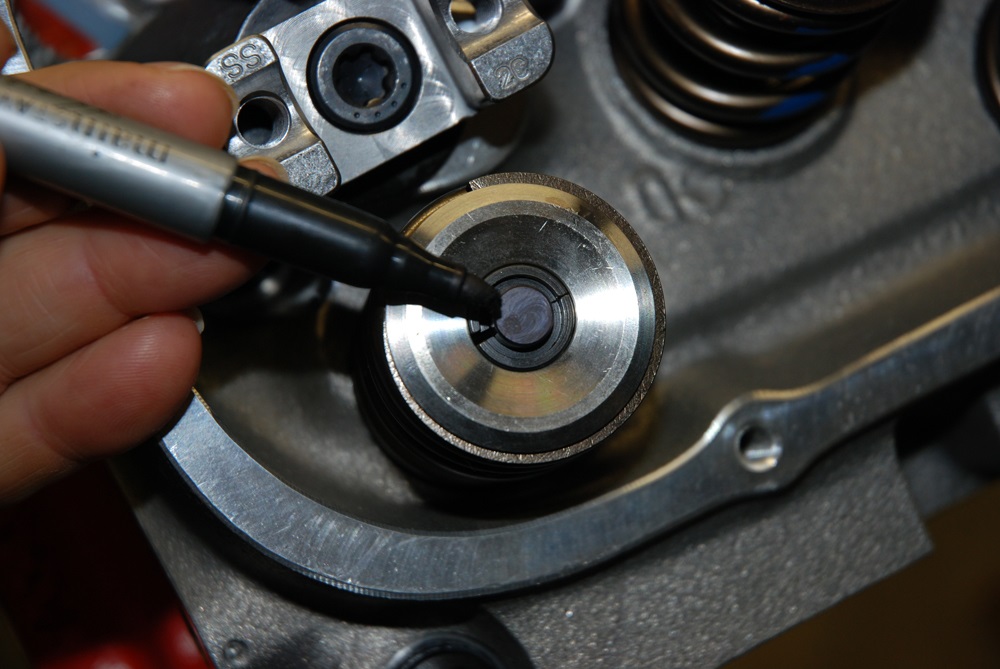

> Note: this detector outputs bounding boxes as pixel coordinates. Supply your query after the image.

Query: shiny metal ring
[357,172,666,483]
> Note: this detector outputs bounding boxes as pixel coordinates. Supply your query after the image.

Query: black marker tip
[460,272,502,324]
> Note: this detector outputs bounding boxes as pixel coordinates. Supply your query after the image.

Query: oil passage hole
[390,635,505,669]
[450,0,503,33]
[333,43,396,108]
[736,425,782,472]
[235,96,289,148]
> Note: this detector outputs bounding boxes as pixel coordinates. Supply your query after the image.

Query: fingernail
[240,156,289,182]
[185,307,205,334]
[148,62,240,117]
[149,61,205,73]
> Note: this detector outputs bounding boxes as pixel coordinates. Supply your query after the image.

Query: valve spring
[611,0,903,146]
[353,320,565,490]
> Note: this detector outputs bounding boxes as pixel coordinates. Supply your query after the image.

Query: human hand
[0,31,261,503]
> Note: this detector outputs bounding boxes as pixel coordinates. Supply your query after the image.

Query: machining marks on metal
[207,0,553,194]
[355,173,666,485]
[610,0,901,146]
[207,36,340,195]
[419,0,557,102]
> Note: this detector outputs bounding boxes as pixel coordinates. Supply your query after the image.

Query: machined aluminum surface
[207,35,341,195]
[205,0,553,194]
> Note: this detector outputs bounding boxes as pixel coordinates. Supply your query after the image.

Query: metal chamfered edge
[161,279,1000,600]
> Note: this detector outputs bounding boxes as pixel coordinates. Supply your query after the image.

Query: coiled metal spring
[612,0,902,145]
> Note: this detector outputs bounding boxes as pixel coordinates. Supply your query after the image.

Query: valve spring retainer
[611,0,903,146]
[354,173,666,489]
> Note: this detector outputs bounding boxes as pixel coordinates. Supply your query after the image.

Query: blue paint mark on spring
[759,91,828,119]
[787,53,852,78]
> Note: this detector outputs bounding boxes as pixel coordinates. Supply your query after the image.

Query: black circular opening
[390,635,505,669]
[736,425,782,472]
[401,652,494,669]
[235,96,289,148]
[469,265,574,371]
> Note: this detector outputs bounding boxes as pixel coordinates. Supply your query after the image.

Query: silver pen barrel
[0,75,237,240]
[0,75,501,321]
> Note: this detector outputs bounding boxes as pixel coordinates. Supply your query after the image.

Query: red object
[0,465,211,669]
[16,0,97,59]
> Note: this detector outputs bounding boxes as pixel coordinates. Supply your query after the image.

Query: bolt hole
[450,0,503,34]
[235,96,289,148]
[736,425,782,472]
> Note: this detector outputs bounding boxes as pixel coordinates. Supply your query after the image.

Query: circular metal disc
[375,173,666,467]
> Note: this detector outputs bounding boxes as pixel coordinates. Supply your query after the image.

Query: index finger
[21,60,238,146]
[0,60,239,236]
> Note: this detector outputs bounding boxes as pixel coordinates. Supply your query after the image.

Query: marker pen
[0,75,500,321]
